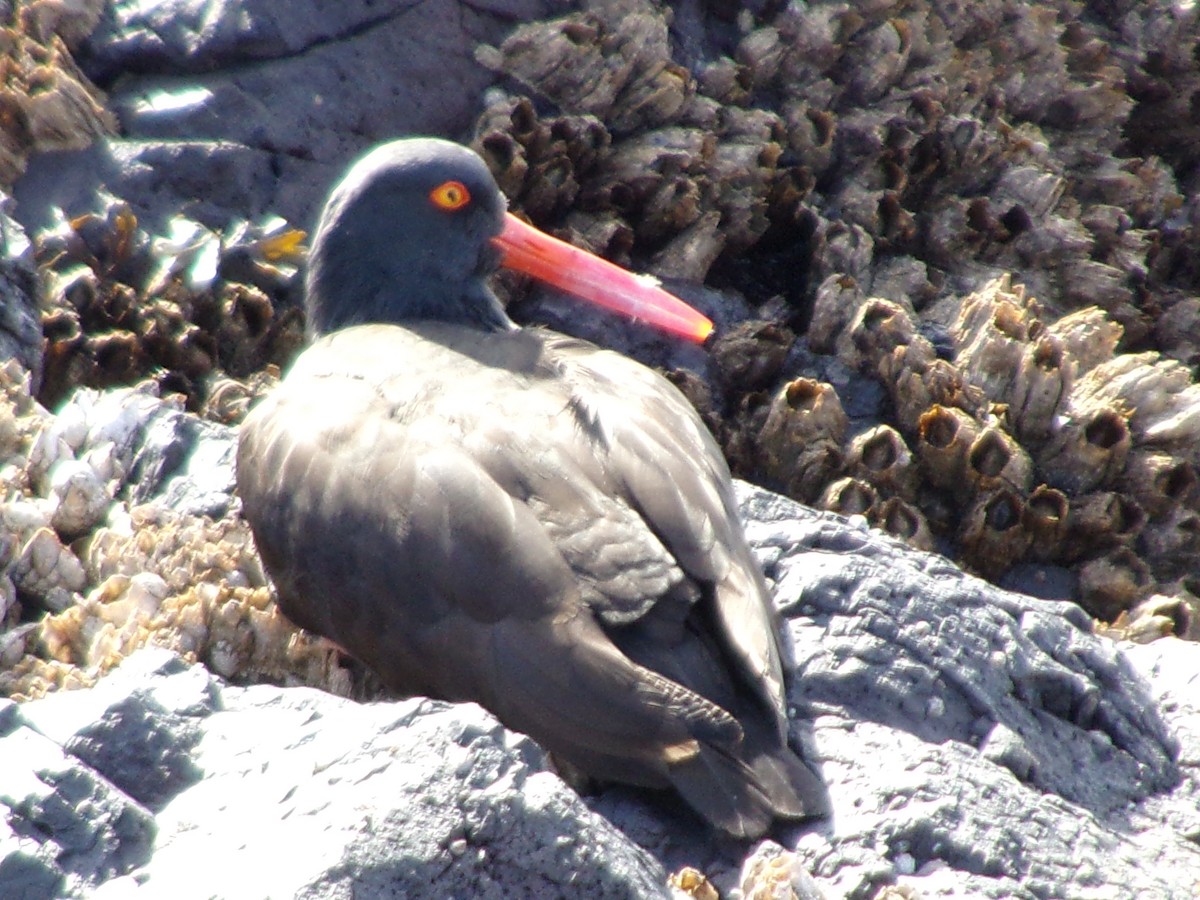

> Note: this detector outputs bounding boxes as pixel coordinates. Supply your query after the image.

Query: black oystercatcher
[236,138,826,838]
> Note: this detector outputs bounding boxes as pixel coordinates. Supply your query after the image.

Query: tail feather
[747,740,829,820]
[668,733,826,839]
[610,592,827,838]
[669,745,776,840]
[743,705,828,821]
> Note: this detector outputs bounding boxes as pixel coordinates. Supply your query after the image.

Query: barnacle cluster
[0,360,108,640]
[0,364,348,700]
[472,0,1200,634]
[474,0,796,287]
[738,843,818,900]
[34,201,305,413]
[0,0,113,185]
[1,502,349,701]
[474,0,1193,339]
[792,276,1199,631]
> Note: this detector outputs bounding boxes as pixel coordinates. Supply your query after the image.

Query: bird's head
[306,138,509,336]
[306,137,713,343]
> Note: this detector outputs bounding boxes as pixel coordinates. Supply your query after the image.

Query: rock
[11,526,86,611]
[13,0,552,235]
[1,648,670,899]
[1,478,1198,896]
[35,383,238,519]
[0,197,41,384]
[0,3,115,185]
[736,484,1200,899]
[46,459,110,538]
[14,141,295,235]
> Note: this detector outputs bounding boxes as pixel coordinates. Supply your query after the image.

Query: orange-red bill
[492,212,714,344]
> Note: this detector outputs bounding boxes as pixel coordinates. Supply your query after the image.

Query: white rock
[126,572,170,614]
[81,441,124,487]
[84,386,171,456]
[27,424,76,496]
[49,459,112,537]
[13,526,88,599]
[1,496,52,535]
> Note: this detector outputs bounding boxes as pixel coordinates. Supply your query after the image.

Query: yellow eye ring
[430,180,471,211]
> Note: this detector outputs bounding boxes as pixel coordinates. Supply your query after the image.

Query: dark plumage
[236,137,826,838]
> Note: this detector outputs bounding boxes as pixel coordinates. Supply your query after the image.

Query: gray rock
[3,478,1197,897]
[737,485,1200,898]
[12,0,552,236]
[14,141,289,235]
[46,385,238,519]
[0,696,155,900]
[122,397,237,519]
[3,649,670,899]
[0,195,41,385]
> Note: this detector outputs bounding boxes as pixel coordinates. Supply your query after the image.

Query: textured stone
[3,649,671,899]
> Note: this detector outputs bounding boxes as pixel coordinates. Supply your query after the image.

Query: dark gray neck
[305,271,515,338]
[304,227,517,338]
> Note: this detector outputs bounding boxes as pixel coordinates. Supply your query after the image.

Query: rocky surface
[13,0,551,234]
[0,198,40,381]
[737,485,1199,898]
[1,485,1198,898]
[2,0,1200,896]
[1,648,672,900]
[0,0,114,185]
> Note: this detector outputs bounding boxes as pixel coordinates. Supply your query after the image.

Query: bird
[236,137,827,839]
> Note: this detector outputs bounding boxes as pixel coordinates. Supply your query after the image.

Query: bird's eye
[430,180,471,211]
